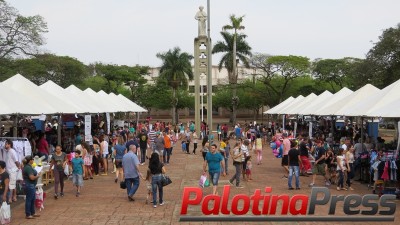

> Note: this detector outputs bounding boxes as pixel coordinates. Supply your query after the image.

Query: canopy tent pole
[58,114,62,146]
[396,120,400,159]
[360,117,364,146]
[13,114,18,137]
[282,115,285,132]
[137,112,140,130]
[294,115,298,138]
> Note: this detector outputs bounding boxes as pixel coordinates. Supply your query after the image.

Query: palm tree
[213,15,251,125]
[156,47,193,124]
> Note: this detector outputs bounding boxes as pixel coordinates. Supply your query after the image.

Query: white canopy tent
[312,87,354,116]
[366,98,400,118]
[0,85,53,115]
[342,79,400,117]
[264,96,295,114]
[315,84,379,116]
[269,95,305,115]
[40,81,100,114]
[97,90,131,112]
[65,85,104,113]
[284,93,317,115]
[83,88,119,113]
[297,90,333,115]
[114,93,147,112]
[0,74,81,114]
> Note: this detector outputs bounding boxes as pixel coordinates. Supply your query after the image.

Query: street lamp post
[200,74,205,122]
[206,0,212,133]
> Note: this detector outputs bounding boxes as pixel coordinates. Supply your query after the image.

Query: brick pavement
[9,139,400,225]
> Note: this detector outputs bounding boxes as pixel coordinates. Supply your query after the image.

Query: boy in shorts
[309,140,330,187]
[71,150,84,197]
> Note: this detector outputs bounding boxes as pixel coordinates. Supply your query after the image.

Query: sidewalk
[9,140,400,225]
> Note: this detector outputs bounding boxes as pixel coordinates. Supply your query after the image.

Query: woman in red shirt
[37,133,49,161]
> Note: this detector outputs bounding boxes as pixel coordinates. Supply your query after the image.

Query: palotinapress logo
[179,185,396,222]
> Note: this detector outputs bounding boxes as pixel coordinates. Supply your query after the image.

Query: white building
[144,65,261,94]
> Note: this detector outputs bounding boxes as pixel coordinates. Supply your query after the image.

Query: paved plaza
[9,139,400,225]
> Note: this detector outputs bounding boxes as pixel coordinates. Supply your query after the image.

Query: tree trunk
[172,88,177,125]
[232,85,238,126]
[231,34,238,126]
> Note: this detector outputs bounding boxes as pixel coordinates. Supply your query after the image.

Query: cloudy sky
[8,0,400,67]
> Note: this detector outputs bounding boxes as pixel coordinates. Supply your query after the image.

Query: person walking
[346,146,355,191]
[288,141,302,190]
[336,148,347,191]
[0,161,9,204]
[149,152,166,208]
[192,130,198,155]
[240,139,250,181]
[281,133,290,178]
[229,142,244,188]
[51,145,67,199]
[22,156,41,219]
[309,140,331,187]
[163,131,172,164]
[99,134,109,176]
[122,145,142,201]
[71,150,84,197]
[137,129,148,165]
[217,124,221,141]
[201,135,209,161]
[299,136,311,176]
[3,139,21,203]
[113,136,127,183]
[255,134,263,165]
[82,142,93,180]
[203,144,226,195]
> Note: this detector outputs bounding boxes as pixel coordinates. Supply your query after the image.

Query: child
[181,140,186,153]
[144,168,152,204]
[245,156,252,181]
[71,150,84,197]
[82,142,93,180]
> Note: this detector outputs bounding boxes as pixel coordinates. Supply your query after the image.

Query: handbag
[64,164,70,176]
[16,169,23,181]
[161,174,172,187]
[120,180,127,189]
[199,173,207,188]
[0,201,11,224]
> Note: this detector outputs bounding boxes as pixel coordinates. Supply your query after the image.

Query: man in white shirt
[4,139,21,203]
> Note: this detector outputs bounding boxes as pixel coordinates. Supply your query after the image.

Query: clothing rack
[0,137,32,162]
[368,152,398,196]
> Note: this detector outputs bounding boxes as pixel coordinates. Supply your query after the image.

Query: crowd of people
[0,118,399,223]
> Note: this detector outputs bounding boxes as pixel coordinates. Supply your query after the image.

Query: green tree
[90,63,148,95]
[212,29,252,124]
[0,1,48,59]
[219,14,250,125]
[11,54,89,87]
[252,54,310,102]
[365,24,400,88]
[156,47,193,124]
[238,80,265,120]
[312,58,354,91]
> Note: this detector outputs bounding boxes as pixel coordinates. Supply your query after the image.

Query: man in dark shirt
[137,129,148,165]
[288,141,302,190]
[309,140,330,187]
[299,137,311,176]
[125,134,139,153]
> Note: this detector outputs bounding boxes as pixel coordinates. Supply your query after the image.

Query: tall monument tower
[194,6,210,137]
